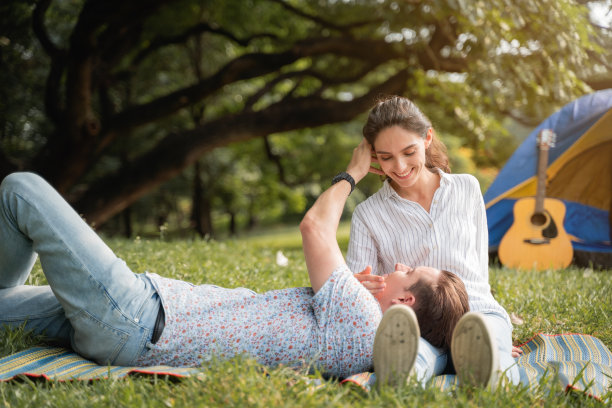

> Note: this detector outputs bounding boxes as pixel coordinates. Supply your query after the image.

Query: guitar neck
[534,144,549,214]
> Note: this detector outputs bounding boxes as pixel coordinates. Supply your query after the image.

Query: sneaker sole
[373,305,420,387]
[451,312,499,388]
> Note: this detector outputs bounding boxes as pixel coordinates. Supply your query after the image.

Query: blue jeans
[0,172,160,365]
[414,312,520,386]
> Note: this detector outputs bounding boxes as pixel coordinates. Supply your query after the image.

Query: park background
[2,0,611,240]
[1,0,611,406]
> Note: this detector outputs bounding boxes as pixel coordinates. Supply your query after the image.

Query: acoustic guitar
[498,129,573,270]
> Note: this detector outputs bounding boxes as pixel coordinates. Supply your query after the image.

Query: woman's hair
[408,270,469,350]
[362,95,450,173]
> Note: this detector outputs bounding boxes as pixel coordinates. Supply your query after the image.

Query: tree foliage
[0,0,609,231]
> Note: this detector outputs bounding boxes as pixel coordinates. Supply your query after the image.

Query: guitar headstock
[537,129,556,150]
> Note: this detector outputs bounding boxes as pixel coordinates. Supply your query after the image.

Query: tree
[1,0,609,227]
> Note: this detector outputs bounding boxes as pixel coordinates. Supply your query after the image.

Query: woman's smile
[394,168,414,179]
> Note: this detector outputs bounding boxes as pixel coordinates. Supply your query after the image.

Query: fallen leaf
[276,250,289,267]
[510,312,524,325]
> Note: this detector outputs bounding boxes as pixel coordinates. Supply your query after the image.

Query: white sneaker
[373,305,420,387]
[451,311,500,388]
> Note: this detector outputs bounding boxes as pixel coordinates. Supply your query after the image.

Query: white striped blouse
[346,172,510,323]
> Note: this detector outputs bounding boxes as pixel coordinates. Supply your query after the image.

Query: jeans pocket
[70,308,130,365]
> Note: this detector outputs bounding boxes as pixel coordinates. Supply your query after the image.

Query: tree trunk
[122,206,133,238]
[191,160,214,238]
[228,211,236,236]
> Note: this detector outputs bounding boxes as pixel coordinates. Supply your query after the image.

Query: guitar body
[499,197,573,270]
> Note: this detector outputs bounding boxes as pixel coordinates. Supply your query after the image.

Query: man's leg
[373,305,420,387]
[0,172,72,344]
[374,305,447,387]
[0,173,159,365]
[413,337,447,386]
[0,286,72,345]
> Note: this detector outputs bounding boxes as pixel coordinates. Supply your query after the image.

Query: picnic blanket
[343,333,612,401]
[0,347,203,382]
[1,333,610,401]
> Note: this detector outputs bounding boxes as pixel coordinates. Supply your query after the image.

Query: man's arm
[300,139,382,293]
[347,213,387,294]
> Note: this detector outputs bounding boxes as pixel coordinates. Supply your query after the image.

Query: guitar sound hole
[531,213,547,226]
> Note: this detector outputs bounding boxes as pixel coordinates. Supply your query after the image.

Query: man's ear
[403,293,416,306]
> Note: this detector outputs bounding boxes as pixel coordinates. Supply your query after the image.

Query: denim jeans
[0,172,160,366]
[413,312,520,386]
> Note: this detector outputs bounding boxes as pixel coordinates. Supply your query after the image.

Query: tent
[484,89,612,267]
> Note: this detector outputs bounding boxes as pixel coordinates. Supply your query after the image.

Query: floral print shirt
[136,264,382,378]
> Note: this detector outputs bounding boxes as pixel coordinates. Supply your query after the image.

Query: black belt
[151,305,165,344]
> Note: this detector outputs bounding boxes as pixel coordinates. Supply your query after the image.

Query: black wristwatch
[331,172,355,195]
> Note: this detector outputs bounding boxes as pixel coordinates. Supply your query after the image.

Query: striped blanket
[1,333,610,401]
[0,347,202,381]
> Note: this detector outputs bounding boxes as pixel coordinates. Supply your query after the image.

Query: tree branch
[585,77,612,90]
[108,37,403,133]
[74,70,409,224]
[32,0,61,58]
[43,58,66,125]
[70,0,172,52]
[32,0,67,124]
[586,49,612,70]
[243,63,377,111]
[132,22,277,66]
[416,19,466,72]
[268,0,383,32]
[263,135,289,185]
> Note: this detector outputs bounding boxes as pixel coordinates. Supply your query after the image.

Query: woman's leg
[484,313,520,385]
[0,172,159,365]
[451,312,520,387]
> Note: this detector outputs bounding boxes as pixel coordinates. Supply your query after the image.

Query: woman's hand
[353,265,386,295]
[346,139,385,184]
[511,346,523,358]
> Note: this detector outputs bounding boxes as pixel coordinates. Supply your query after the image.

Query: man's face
[375,263,441,313]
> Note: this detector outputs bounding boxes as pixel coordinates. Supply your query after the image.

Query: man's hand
[354,265,386,295]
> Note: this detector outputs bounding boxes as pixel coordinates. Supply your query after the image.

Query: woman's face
[373,126,432,192]
[375,263,440,313]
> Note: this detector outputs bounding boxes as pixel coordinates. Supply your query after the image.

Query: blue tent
[484,89,612,264]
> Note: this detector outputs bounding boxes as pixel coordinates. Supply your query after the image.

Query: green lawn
[1,227,610,407]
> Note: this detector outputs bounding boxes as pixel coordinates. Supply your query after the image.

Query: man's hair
[408,270,469,350]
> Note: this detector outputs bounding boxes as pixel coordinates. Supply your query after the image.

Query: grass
[1,226,611,407]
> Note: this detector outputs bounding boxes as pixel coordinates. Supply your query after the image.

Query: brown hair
[408,270,469,350]
[362,95,450,173]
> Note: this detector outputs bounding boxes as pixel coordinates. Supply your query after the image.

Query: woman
[346,95,519,386]
[0,140,468,379]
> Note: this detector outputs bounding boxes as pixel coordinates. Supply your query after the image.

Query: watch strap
[331,172,355,194]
